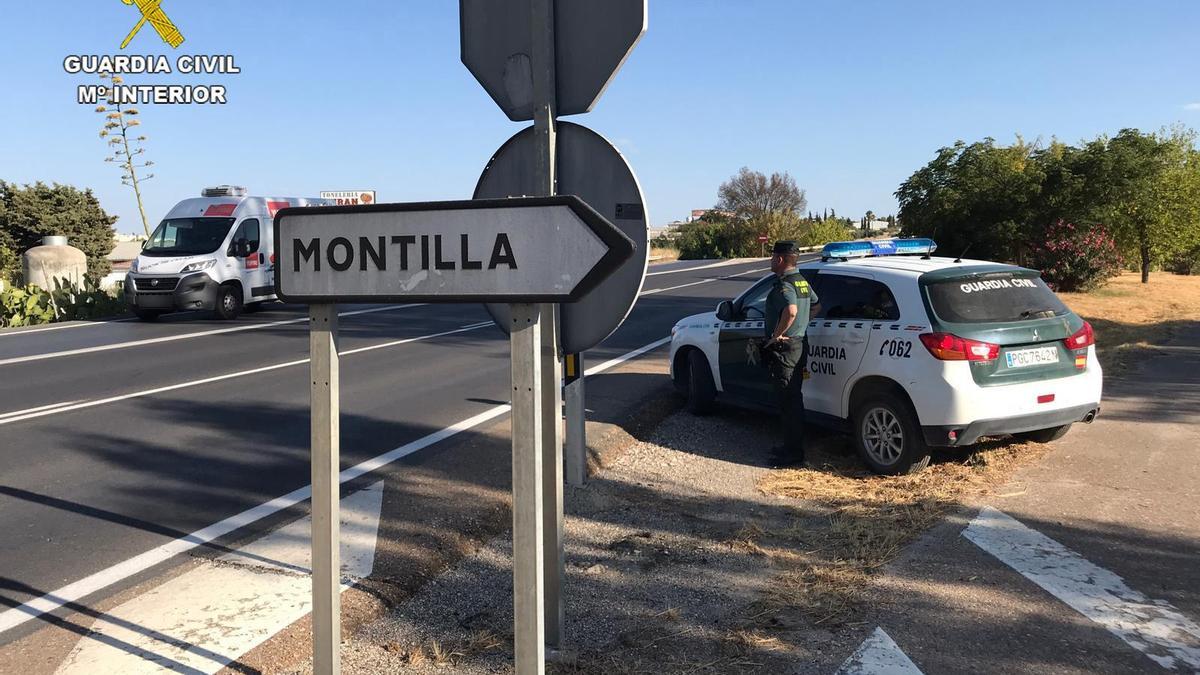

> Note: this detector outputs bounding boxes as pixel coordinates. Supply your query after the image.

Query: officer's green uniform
[763,244,818,460]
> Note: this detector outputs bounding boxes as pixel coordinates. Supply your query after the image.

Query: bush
[1165,246,1200,275]
[1027,221,1123,292]
[0,277,126,327]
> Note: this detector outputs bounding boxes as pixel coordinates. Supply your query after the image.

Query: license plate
[1005,346,1060,369]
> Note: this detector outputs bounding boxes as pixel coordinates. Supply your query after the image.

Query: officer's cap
[772,240,799,256]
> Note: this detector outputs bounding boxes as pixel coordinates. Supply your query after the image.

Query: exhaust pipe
[1082,409,1098,424]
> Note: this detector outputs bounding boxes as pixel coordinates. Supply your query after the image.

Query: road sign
[460,0,647,121]
[273,196,633,304]
[475,122,649,353]
[758,235,769,242]
[320,190,376,206]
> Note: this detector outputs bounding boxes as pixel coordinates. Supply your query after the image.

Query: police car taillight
[919,332,999,362]
[1064,321,1094,350]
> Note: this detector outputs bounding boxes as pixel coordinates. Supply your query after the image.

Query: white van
[124,186,331,320]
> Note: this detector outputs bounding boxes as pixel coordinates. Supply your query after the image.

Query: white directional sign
[273,196,634,304]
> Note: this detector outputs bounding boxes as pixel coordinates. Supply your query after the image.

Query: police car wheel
[215,284,243,320]
[853,394,931,475]
[133,307,162,321]
[685,349,717,415]
[1014,424,1072,444]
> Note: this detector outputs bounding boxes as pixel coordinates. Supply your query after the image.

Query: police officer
[763,240,819,466]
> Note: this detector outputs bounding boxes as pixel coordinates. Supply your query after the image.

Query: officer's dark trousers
[765,338,808,457]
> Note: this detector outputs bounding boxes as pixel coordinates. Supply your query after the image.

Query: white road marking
[0,322,490,427]
[836,627,924,675]
[0,334,670,636]
[963,506,1200,671]
[55,482,384,675]
[0,304,425,367]
[0,318,136,337]
[640,267,770,296]
[0,400,83,420]
[645,259,744,276]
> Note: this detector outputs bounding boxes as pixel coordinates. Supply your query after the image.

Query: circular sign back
[474,121,649,354]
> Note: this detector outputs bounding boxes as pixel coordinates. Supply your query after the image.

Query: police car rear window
[925,273,1068,323]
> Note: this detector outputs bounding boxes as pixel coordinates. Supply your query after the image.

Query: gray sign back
[475,122,649,353]
[460,0,647,121]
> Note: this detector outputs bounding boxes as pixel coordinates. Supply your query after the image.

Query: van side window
[815,274,900,321]
[228,219,261,255]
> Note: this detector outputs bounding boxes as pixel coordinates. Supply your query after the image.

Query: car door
[804,272,897,417]
[229,218,269,301]
[717,276,774,404]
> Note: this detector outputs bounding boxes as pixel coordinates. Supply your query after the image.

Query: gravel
[305,406,823,674]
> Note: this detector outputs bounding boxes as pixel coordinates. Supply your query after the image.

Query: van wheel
[133,307,162,321]
[685,350,717,415]
[215,284,243,320]
[1015,424,1072,443]
[853,393,931,475]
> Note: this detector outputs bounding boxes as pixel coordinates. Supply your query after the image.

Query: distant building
[102,238,145,289]
[866,219,890,232]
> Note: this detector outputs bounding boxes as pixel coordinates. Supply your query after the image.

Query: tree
[896,137,1046,263]
[716,167,807,221]
[0,181,117,278]
[97,73,156,237]
[1080,128,1200,282]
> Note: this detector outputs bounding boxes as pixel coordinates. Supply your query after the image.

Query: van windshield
[925,272,1069,323]
[142,218,235,256]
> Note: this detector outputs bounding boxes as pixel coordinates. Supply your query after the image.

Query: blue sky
[1,1,1197,234]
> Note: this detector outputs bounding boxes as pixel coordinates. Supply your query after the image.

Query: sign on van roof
[320,190,376,206]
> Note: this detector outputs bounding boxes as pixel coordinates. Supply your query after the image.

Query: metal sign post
[529,0,565,652]
[564,353,586,487]
[309,303,340,675]
[509,301,545,673]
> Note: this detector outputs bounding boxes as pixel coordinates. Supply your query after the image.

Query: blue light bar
[821,238,937,259]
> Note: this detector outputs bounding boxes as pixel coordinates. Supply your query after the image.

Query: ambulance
[124,186,331,320]
[668,239,1103,474]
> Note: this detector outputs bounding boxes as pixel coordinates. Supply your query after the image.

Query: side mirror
[715,300,734,321]
[234,238,250,257]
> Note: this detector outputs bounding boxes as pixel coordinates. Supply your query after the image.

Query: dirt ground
[304,405,1049,674]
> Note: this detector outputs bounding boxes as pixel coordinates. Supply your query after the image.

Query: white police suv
[668,239,1102,474]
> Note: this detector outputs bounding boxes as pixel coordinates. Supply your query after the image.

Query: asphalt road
[0,257,779,645]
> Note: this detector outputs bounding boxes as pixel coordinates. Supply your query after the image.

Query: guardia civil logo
[119,0,185,50]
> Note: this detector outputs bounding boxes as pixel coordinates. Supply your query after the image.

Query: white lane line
[54,482,384,675]
[0,304,425,367]
[836,627,924,675]
[645,259,743,276]
[0,334,670,636]
[0,400,84,420]
[0,318,136,338]
[640,267,769,296]
[461,320,494,329]
[0,322,489,427]
[963,506,1200,671]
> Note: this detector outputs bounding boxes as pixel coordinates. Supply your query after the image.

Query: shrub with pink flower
[1027,220,1123,292]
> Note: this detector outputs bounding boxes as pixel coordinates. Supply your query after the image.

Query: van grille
[133,276,180,291]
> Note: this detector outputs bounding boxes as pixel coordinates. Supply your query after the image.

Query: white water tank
[22,236,88,290]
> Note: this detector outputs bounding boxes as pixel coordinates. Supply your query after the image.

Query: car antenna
[953,243,972,263]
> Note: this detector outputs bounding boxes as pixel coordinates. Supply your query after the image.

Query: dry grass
[389,629,504,668]
[1059,272,1200,373]
[748,440,1046,630]
[649,246,681,262]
